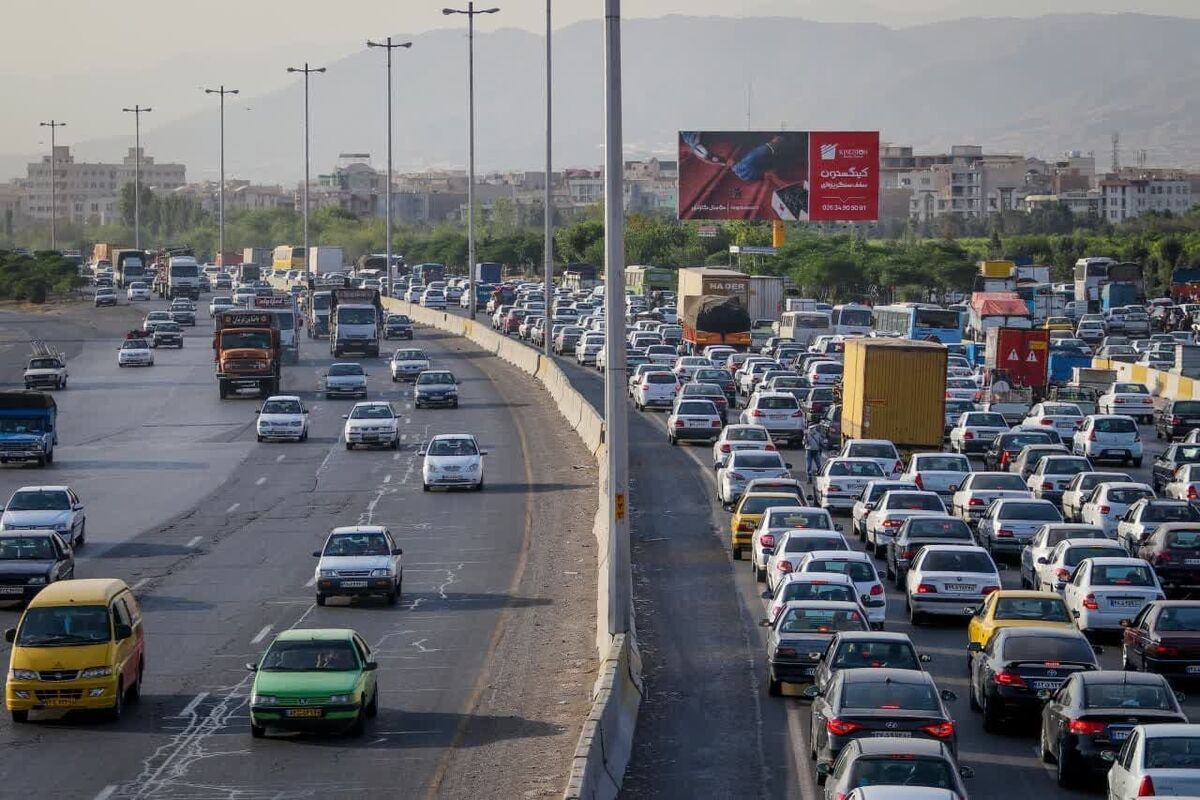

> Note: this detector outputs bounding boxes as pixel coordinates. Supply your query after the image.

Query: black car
[1156,399,1200,441]
[806,668,957,779]
[1040,670,1187,788]
[151,321,184,349]
[802,387,835,422]
[383,314,413,340]
[811,631,929,694]
[818,738,971,800]
[764,600,868,695]
[884,516,974,588]
[985,430,1057,472]
[819,404,842,450]
[169,307,197,326]
[1152,443,1200,493]
[968,627,1098,732]
[0,531,75,601]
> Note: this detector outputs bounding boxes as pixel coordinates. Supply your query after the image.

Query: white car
[343,401,400,450]
[324,362,369,399]
[117,337,154,367]
[420,288,447,309]
[1061,471,1133,522]
[717,449,792,509]
[813,458,886,510]
[794,551,887,629]
[763,572,860,624]
[900,452,971,501]
[1163,463,1200,502]
[950,472,1031,526]
[863,490,947,556]
[0,485,86,546]
[666,399,723,445]
[904,544,1001,625]
[1077,481,1155,535]
[313,525,403,606]
[1098,382,1154,423]
[1019,523,1107,589]
[739,392,806,447]
[389,348,430,382]
[575,333,604,365]
[632,370,679,412]
[1062,556,1164,632]
[944,377,980,403]
[1031,537,1128,593]
[1021,402,1084,438]
[126,281,150,301]
[805,360,843,387]
[420,433,486,491]
[672,356,713,381]
[1115,498,1200,554]
[643,344,678,367]
[209,296,235,316]
[712,424,775,469]
[976,498,1063,560]
[142,310,173,332]
[1025,454,1093,503]
[838,439,904,479]
[255,395,309,442]
[762,529,849,592]
[851,480,917,539]
[948,411,1010,455]
[1071,414,1144,467]
[1106,723,1200,800]
[751,506,830,582]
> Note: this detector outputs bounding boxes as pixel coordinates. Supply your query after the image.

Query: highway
[0,298,596,799]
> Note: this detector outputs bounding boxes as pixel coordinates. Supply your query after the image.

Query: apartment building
[24,146,185,226]
[1100,171,1193,222]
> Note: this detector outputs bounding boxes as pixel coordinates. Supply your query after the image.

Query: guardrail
[1091,358,1200,401]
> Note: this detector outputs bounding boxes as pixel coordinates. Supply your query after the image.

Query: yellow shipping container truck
[841,339,947,454]
[978,260,1016,278]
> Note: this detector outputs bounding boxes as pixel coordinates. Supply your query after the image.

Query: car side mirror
[1176,690,1187,703]
[940,689,957,702]
[1036,556,1050,565]
[802,685,822,699]
[760,590,772,600]
[303,409,309,414]
[245,662,258,672]
[480,451,489,456]
[363,661,379,671]
[959,766,975,779]
[1119,618,1132,628]
[758,618,772,627]
[1036,689,1054,701]
[919,654,932,663]
[1092,644,1104,655]
[860,594,872,605]
[1100,750,1117,763]
[312,551,322,558]
[4,628,14,644]
[966,641,983,652]
[341,414,349,420]
[834,523,843,532]
[392,548,403,555]
[114,623,133,641]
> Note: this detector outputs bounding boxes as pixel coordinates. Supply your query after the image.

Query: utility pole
[543,0,554,355]
[286,63,326,269]
[367,37,412,296]
[38,120,66,251]
[122,105,152,250]
[204,86,239,265]
[443,2,500,318]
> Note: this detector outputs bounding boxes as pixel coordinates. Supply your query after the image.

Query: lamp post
[366,37,412,295]
[38,120,66,251]
[286,63,326,269]
[203,86,239,266]
[122,105,152,250]
[443,2,500,319]
[543,0,554,355]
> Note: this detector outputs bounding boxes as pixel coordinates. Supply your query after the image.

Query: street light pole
[204,86,239,266]
[603,0,630,636]
[122,105,152,250]
[286,63,326,270]
[543,0,554,355]
[444,2,500,319]
[367,37,412,295]
[38,120,66,251]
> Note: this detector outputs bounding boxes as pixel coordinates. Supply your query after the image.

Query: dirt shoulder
[0,297,149,383]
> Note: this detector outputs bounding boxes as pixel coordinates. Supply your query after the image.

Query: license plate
[43,698,76,708]
[687,420,704,427]
[285,708,323,718]
[802,666,816,676]
[0,586,26,595]
[341,580,367,588]
[945,584,975,592]
[1187,666,1200,674]
[1030,679,1063,690]
[1112,598,1143,608]
[1110,729,1131,741]
[362,436,379,442]
[1187,559,1200,566]
[1104,450,1127,458]
[870,731,912,737]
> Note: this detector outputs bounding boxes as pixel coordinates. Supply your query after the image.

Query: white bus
[1074,257,1116,305]
[830,303,873,336]
[777,310,832,346]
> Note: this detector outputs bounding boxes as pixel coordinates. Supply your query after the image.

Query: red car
[1121,599,1200,676]
[502,309,528,335]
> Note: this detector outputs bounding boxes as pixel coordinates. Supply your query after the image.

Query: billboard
[677,130,879,222]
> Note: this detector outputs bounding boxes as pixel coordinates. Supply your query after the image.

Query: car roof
[1058,538,1125,551]
[915,544,988,554]
[1082,556,1151,566]
[272,628,357,643]
[848,439,896,447]
[428,433,476,442]
[847,735,951,757]
[263,395,302,402]
[329,525,387,535]
[11,485,69,493]
[840,667,933,684]
[1097,482,1153,492]
[780,600,862,612]
[991,589,1063,600]
[30,578,127,606]
[993,625,1084,642]
[832,631,914,644]
[351,401,391,407]
[1078,669,1168,686]
[802,550,870,563]
[779,571,855,586]
[1139,723,1200,738]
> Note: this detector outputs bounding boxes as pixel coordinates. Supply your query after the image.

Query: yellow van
[5,578,145,722]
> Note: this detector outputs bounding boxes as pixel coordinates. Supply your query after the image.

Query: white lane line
[305,575,316,587]
[255,476,267,486]
[393,452,401,460]
[400,433,408,440]
[93,785,118,800]
[131,578,150,591]
[186,536,203,548]
[405,418,412,424]
[275,454,286,462]
[225,502,240,514]
[179,691,208,718]
[384,474,392,483]
[250,624,273,645]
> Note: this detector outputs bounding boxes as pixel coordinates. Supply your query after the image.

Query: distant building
[1024,191,1102,217]
[1100,170,1193,222]
[23,146,185,226]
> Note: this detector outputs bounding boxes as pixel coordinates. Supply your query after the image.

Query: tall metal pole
[287,64,326,270]
[543,0,554,355]
[368,37,412,295]
[205,86,239,265]
[122,105,152,250]
[444,3,500,319]
[603,0,629,636]
[39,120,66,251]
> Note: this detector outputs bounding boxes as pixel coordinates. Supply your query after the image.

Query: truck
[22,342,68,391]
[1102,282,1139,311]
[213,310,282,398]
[678,267,752,351]
[237,263,262,286]
[748,275,785,322]
[0,391,58,467]
[329,288,383,357]
[840,338,946,454]
[243,247,273,270]
[562,265,601,292]
[113,248,147,288]
[162,255,201,300]
[412,263,447,285]
[1170,269,1200,303]
[214,251,243,268]
[984,327,1049,392]
[474,262,503,285]
[308,247,345,274]
[254,294,300,364]
[624,265,675,297]
[968,291,1032,341]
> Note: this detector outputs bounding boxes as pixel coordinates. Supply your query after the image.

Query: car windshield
[1095,417,1138,434]
[677,401,717,415]
[338,308,377,325]
[739,496,793,515]
[0,418,45,434]
[7,490,69,511]
[842,680,939,711]
[0,536,56,560]
[647,373,677,384]
[828,461,885,477]
[1163,529,1200,551]
[260,640,360,672]
[780,583,855,604]
[831,642,920,671]
[1042,458,1092,476]
[157,323,180,332]
[804,560,875,582]
[906,519,972,539]
[220,331,272,349]
[965,413,1008,427]
[971,475,1028,491]
[922,551,994,573]
[758,397,799,410]
[994,597,1072,622]
[328,364,364,377]
[1092,564,1156,586]
[16,605,110,646]
[1113,383,1149,394]
[733,454,785,469]
[886,494,944,511]
[784,536,846,553]
[850,757,957,791]
[728,428,769,442]
[323,533,391,556]
[1001,634,1093,662]
[1143,504,1200,523]
[428,439,478,457]
[261,400,302,415]
[1144,737,1200,769]
[1064,545,1123,567]
[776,607,865,633]
[849,443,897,459]
[417,372,454,385]
[1084,683,1174,710]
[351,405,394,419]
[28,359,60,369]
[1001,503,1061,521]
[914,456,969,471]
[395,350,426,361]
[1108,488,1153,505]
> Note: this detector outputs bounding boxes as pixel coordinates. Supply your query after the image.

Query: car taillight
[765,444,777,451]
[711,420,722,428]
[869,584,884,596]
[914,474,924,489]
[1068,719,1107,735]
[1173,416,1183,426]
[777,560,794,574]
[792,410,805,417]
[674,420,685,428]
[1039,419,1053,425]
[964,431,975,440]
[1042,482,1054,490]
[1056,567,1072,580]
[720,444,731,453]
[827,484,844,493]
[1099,505,1111,514]
[826,718,862,736]
[994,670,1027,687]
[997,528,1014,538]
[1088,430,1097,441]
[1083,593,1099,610]
[982,585,999,596]
[759,533,776,548]
[1115,397,1127,404]
[882,519,903,528]
[750,409,764,417]
[738,521,755,532]
[973,391,982,402]
[641,384,650,390]
[969,498,985,507]
[1153,643,1179,657]
[920,721,955,739]
[999,451,1011,466]
[894,460,903,474]
[1137,775,1156,797]
[917,583,937,594]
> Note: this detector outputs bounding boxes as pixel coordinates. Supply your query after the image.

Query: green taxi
[248,628,379,738]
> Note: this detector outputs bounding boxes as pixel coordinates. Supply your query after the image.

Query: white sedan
[1077,481,1155,535]
[256,395,309,442]
[717,450,792,508]
[813,458,886,510]
[343,401,400,450]
[712,424,775,469]
[838,439,904,478]
[1062,557,1164,633]
[1106,723,1200,800]
[126,281,151,301]
[863,490,947,555]
[313,525,403,606]
[117,338,154,367]
[1163,464,1200,502]
[1021,402,1084,438]
[1097,382,1154,423]
[390,348,431,382]
[900,452,971,500]
[762,529,849,593]
[904,544,1001,625]
[1032,537,1128,593]
[421,434,486,491]
[794,551,887,629]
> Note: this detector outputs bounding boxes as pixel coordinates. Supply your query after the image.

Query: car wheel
[908,600,925,626]
[1122,642,1136,671]
[1056,743,1078,789]
[127,662,143,703]
[315,594,326,607]
[767,677,781,697]
[348,708,366,737]
[366,690,379,719]
[11,710,29,723]
[1039,725,1055,763]
[76,522,85,547]
[345,442,353,451]
[251,720,266,738]
[256,435,263,443]
[981,689,1001,732]
[300,430,308,443]
[422,483,430,492]
[732,546,743,561]
[668,436,677,446]
[1134,457,1143,468]
[107,681,124,722]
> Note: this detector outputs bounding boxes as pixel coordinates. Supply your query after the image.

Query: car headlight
[370,568,394,578]
[9,669,37,681]
[465,463,479,473]
[251,694,277,705]
[319,569,338,578]
[54,522,69,532]
[26,576,46,585]
[328,694,352,704]
[80,666,113,679]
[290,420,303,427]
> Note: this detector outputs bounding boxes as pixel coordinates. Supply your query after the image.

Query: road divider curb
[562,633,641,800]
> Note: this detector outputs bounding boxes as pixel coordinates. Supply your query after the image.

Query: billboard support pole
[772,220,786,248]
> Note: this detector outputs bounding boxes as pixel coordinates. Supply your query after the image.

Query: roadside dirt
[0,298,149,383]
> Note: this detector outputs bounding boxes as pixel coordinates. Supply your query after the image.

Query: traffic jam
[528,261,1200,799]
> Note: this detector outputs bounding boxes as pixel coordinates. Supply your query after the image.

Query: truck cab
[23,356,67,391]
[213,310,282,398]
[254,295,300,365]
[330,289,383,358]
[308,291,332,338]
[0,391,57,467]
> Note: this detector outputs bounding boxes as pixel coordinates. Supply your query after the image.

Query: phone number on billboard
[820,203,870,212]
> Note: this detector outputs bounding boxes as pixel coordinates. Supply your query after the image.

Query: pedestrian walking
[803,421,825,481]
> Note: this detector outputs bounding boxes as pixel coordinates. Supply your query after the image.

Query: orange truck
[213,310,282,399]
[677,267,753,351]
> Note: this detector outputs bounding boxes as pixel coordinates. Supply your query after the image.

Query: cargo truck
[243,247,273,269]
[309,247,345,274]
[748,275,785,322]
[412,263,447,285]
[473,262,503,285]
[213,310,282,398]
[113,249,147,288]
[841,339,946,455]
[254,294,300,364]
[0,391,58,467]
[237,263,262,286]
[162,256,201,300]
[968,292,1032,341]
[329,288,383,357]
[677,267,752,351]
[984,327,1049,392]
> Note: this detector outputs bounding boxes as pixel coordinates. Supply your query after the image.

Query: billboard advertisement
[677,130,879,222]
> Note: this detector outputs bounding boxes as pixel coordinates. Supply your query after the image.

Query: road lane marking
[225,502,240,514]
[250,625,273,645]
[275,454,286,462]
[255,476,267,486]
[131,578,150,591]
[186,536,203,548]
[305,575,316,587]
[384,474,392,483]
[93,786,117,800]
[179,692,208,718]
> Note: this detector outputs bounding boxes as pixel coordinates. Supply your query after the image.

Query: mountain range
[5,12,1200,183]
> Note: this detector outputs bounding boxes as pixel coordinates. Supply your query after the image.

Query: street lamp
[122,105,152,250]
[286,63,326,271]
[443,3,500,319]
[366,37,412,295]
[543,0,554,355]
[38,120,66,251]
[204,86,239,267]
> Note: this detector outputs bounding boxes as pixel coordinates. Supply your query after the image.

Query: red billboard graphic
[677,130,878,222]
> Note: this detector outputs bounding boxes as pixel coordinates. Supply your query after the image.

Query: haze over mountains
[5,12,1199,183]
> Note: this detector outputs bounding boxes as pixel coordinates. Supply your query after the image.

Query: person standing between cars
[803,420,825,481]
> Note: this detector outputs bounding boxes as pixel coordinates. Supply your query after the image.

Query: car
[312,526,403,605]
[976,498,1063,560]
[1164,463,1200,502]
[763,600,869,695]
[22,355,68,391]
[343,401,400,450]
[811,630,930,696]
[1133,523,1200,597]
[1078,482,1155,535]
[575,332,604,365]
[863,491,947,556]
[420,288,447,309]
[1026,454,1093,504]
[553,326,585,355]
[1022,401,1085,439]
[389,348,431,382]
[1098,382,1154,423]
[0,531,75,601]
[666,399,723,445]
[731,492,809,561]
[0,486,86,546]
[711,424,774,469]
[126,281,150,301]
[1063,557,1165,633]
[762,572,859,624]
[692,368,738,401]
[150,320,183,349]
[717,449,792,509]
[795,551,887,629]
[839,439,903,479]
[1072,414,1144,466]
[678,382,729,423]
[1155,399,1200,441]
[1034,537,1130,593]
[900,452,971,502]
[413,369,459,409]
[248,628,380,738]
[764,529,849,592]
[1116,499,1200,554]
[750,505,833,580]
[255,395,309,442]
[420,433,485,491]
[814,459,886,510]
[904,544,1001,625]
[632,370,679,412]
[383,313,413,340]
[851,481,917,539]
[739,392,806,446]
[117,337,154,367]
[324,362,368,399]
[806,668,958,778]
[820,738,970,800]
[1019,523,1108,589]
[948,411,1010,455]
[1152,443,1200,493]
[169,305,196,326]
[1120,600,1200,678]
[1105,723,1200,800]
[209,296,234,316]
[141,310,173,333]
[1011,443,1071,479]
[1061,471,1134,522]
[1077,321,1106,345]
[968,626,1099,733]
[1040,670,1188,788]
[884,516,974,589]
[965,590,1077,657]
[94,287,117,307]
[743,477,809,505]
[643,344,678,367]
[671,356,713,381]
[949,472,1030,527]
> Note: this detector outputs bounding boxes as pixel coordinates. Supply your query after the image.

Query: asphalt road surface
[0,298,595,800]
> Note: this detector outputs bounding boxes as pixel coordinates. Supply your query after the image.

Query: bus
[273,245,306,272]
[830,303,874,336]
[1073,257,1116,306]
[777,310,833,346]
[871,304,962,344]
[624,265,674,297]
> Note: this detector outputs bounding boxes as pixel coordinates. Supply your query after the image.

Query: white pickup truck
[23,356,67,390]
